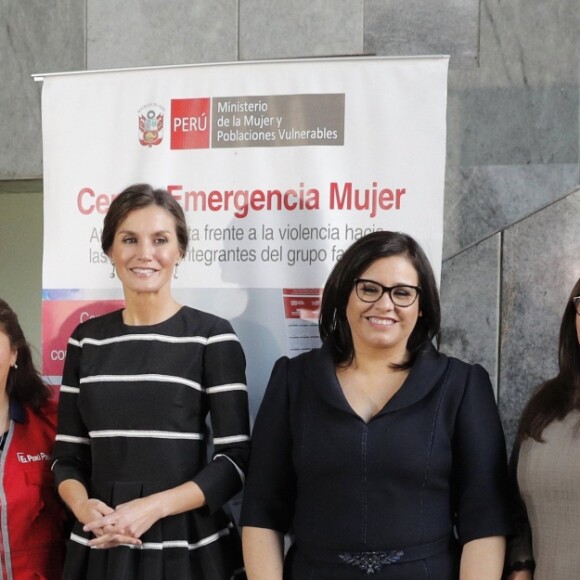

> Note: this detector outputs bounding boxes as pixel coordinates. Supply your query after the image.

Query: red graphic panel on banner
[282,288,322,354]
[42,300,124,376]
[282,288,322,319]
[171,98,211,149]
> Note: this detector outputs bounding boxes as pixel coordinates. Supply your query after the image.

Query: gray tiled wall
[440,233,501,390]
[499,188,580,446]
[364,0,479,69]
[240,0,364,60]
[87,0,239,69]
[0,0,85,178]
[1,0,579,450]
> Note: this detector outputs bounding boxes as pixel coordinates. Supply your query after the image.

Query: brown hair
[101,184,188,256]
[0,298,51,412]
[517,276,580,443]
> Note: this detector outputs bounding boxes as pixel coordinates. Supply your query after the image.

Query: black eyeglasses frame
[354,278,421,308]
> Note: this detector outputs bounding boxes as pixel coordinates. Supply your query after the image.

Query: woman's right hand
[72,498,115,537]
[58,479,117,538]
[71,496,142,548]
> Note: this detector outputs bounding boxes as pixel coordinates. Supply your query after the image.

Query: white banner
[40,57,448,414]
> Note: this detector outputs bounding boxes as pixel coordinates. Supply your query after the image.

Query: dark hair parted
[319,231,441,368]
[517,277,580,444]
[0,298,51,412]
[101,184,188,257]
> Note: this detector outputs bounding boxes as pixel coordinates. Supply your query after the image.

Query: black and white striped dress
[52,306,250,580]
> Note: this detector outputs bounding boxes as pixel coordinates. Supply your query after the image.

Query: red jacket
[0,397,66,580]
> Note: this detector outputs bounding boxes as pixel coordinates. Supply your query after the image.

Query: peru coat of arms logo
[138,104,165,147]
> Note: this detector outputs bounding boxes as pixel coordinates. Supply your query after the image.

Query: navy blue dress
[240,344,511,579]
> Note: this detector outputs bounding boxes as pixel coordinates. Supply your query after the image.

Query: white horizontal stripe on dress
[60,385,80,394]
[206,383,247,394]
[70,533,90,546]
[89,430,204,440]
[207,333,239,344]
[213,434,250,445]
[134,526,232,551]
[75,333,239,347]
[80,374,202,391]
[68,337,81,348]
[55,434,90,445]
[71,526,232,551]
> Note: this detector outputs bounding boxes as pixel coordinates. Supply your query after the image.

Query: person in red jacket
[0,298,66,580]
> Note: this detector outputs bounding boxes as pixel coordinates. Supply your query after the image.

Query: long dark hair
[101,183,189,257]
[517,277,580,443]
[319,231,441,368]
[0,299,51,412]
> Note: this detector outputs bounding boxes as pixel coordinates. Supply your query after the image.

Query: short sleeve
[451,363,512,544]
[239,356,297,533]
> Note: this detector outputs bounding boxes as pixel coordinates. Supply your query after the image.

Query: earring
[174,262,180,279]
[12,363,18,370]
[110,263,116,278]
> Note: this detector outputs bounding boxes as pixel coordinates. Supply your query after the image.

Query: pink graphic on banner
[42,300,124,376]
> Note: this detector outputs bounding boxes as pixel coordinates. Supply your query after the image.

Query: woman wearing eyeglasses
[504,279,580,580]
[241,231,511,579]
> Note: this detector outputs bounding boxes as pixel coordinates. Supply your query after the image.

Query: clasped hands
[77,496,162,549]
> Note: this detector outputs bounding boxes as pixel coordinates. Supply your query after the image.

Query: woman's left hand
[84,495,162,548]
